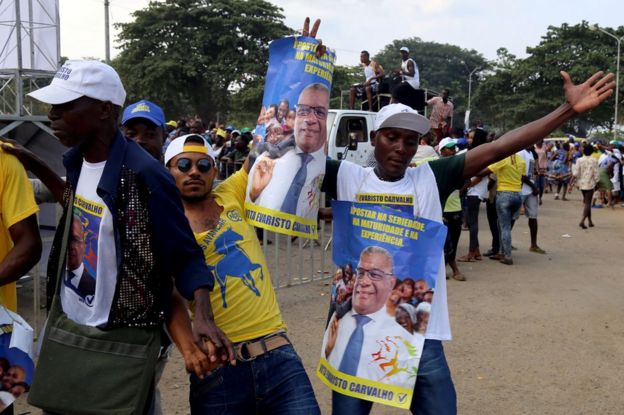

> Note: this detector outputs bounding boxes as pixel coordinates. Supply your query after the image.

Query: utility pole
[592,24,623,140]
[104,0,110,63]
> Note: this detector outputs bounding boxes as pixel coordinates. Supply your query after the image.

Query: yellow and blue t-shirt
[192,169,285,343]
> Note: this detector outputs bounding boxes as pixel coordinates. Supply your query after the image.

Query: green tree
[474,22,623,136]
[328,65,361,109]
[113,0,291,121]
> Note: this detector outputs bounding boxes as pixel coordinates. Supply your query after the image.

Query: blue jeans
[190,344,320,415]
[495,191,522,258]
[332,340,456,415]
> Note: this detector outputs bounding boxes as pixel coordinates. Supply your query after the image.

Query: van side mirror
[348,132,358,151]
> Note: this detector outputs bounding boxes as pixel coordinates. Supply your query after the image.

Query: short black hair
[361,50,369,56]
[183,135,206,146]
[583,144,594,156]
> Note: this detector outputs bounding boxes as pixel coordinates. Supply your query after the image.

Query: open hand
[250,158,276,202]
[324,315,340,358]
[561,71,615,114]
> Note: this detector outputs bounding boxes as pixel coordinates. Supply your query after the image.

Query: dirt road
[17,190,624,414]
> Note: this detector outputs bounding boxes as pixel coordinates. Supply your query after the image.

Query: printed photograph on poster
[64,202,101,307]
[317,201,447,409]
[245,36,336,239]
[0,308,35,411]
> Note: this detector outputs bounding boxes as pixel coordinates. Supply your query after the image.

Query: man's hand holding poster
[317,201,447,409]
[245,34,336,239]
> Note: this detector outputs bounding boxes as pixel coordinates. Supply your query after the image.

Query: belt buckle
[235,341,256,362]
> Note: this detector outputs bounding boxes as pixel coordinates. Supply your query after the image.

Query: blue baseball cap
[122,99,165,127]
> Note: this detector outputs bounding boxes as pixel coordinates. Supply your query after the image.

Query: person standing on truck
[391,46,424,111]
[349,51,384,110]
[427,89,454,142]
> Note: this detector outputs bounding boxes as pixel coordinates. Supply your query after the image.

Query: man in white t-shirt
[23,59,234,413]
[317,68,615,414]
[349,51,384,110]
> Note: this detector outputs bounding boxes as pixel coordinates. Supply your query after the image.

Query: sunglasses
[175,157,213,173]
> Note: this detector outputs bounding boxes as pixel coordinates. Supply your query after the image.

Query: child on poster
[245,36,336,239]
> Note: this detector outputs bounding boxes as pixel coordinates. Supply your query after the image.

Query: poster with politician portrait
[317,201,447,409]
[245,36,336,239]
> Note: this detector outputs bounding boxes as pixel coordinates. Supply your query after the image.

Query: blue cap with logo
[122,99,165,127]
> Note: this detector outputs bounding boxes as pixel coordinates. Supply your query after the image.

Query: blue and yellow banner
[245,36,336,239]
[317,201,447,408]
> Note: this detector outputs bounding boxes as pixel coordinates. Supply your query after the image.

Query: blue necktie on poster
[280,153,312,214]
[338,314,371,376]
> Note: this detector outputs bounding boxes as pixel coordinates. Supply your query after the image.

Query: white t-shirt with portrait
[60,160,117,327]
[336,160,455,341]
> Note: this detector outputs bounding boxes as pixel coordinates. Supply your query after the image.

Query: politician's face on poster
[294,84,329,154]
[352,248,396,315]
[244,36,335,239]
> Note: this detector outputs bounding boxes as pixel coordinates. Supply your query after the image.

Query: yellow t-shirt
[0,149,39,311]
[444,190,461,212]
[489,154,526,193]
[192,169,286,343]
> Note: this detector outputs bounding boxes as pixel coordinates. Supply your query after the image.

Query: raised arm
[463,71,615,178]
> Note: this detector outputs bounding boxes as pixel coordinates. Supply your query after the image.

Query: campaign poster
[244,36,336,239]
[0,308,35,410]
[64,201,100,307]
[317,201,447,409]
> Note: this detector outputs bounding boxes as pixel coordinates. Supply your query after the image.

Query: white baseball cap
[374,103,430,135]
[400,46,409,53]
[28,60,126,106]
[438,137,458,149]
[164,134,217,166]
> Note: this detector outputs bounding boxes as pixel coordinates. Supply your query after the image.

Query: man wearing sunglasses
[164,135,320,414]
[322,246,419,387]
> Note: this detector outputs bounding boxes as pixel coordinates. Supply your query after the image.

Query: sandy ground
[15,190,624,414]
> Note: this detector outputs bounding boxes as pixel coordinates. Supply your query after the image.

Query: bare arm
[404,60,415,77]
[0,215,42,286]
[166,289,217,378]
[192,287,236,366]
[463,71,615,179]
[1,139,65,204]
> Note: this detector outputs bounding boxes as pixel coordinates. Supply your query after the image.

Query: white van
[325,109,376,166]
[326,88,441,166]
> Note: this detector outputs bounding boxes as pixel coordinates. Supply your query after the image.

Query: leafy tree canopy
[113,0,290,121]
[474,22,624,136]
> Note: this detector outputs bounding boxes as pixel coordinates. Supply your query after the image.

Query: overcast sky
[61,0,623,66]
